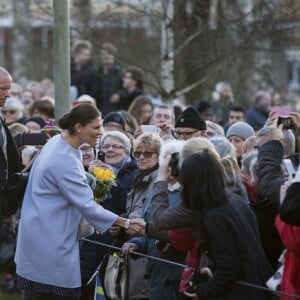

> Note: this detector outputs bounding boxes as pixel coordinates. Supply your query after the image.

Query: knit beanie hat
[226,122,255,141]
[175,107,206,130]
[103,112,125,130]
[24,117,46,129]
[42,119,62,137]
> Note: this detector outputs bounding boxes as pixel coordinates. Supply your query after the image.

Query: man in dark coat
[110,65,143,112]
[0,66,21,293]
[70,40,98,100]
[0,67,21,217]
[94,43,123,116]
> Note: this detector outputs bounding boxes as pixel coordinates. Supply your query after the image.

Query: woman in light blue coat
[15,104,133,300]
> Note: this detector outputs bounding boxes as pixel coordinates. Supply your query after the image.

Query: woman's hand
[264,111,277,127]
[122,242,138,255]
[89,160,113,172]
[133,127,143,139]
[289,112,300,129]
[128,218,146,236]
[157,153,171,181]
[280,179,292,204]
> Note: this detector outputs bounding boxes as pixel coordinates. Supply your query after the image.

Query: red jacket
[275,215,300,300]
[168,227,199,293]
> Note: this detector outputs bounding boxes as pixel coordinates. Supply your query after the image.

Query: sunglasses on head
[2,109,17,115]
[133,151,156,158]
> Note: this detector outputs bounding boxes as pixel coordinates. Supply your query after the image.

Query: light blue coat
[15,135,118,288]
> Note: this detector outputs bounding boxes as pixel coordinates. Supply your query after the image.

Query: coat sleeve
[280,182,300,226]
[57,167,118,234]
[275,215,300,251]
[151,181,199,229]
[195,211,241,299]
[257,140,284,207]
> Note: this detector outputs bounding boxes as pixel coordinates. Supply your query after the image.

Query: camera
[277,116,292,130]
[14,132,48,147]
[185,270,211,293]
[169,152,179,177]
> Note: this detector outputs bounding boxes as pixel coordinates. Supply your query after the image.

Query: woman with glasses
[2,97,26,125]
[79,143,96,171]
[122,140,186,300]
[80,130,138,299]
[126,132,162,219]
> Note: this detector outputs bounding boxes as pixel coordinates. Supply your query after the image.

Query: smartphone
[272,105,292,117]
[283,158,296,180]
[97,150,105,161]
[140,125,161,135]
[278,116,292,130]
[169,152,180,177]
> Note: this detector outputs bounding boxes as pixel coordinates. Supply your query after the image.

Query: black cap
[24,117,47,129]
[103,112,125,130]
[175,107,206,130]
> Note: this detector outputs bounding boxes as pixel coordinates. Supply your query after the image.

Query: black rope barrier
[82,238,300,299]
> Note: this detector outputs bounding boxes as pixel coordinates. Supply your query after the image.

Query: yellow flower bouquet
[89,166,117,203]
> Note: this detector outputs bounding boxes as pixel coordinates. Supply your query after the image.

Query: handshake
[109,218,147,236]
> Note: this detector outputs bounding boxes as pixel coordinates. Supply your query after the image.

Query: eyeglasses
[102,144,125,150]
[103,123,123,130]
[133,151,156,158]
[172,129,198,139]
[2,109,17,115]
[80,146,94,152]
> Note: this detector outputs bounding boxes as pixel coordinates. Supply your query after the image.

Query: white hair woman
[2,97,25,125]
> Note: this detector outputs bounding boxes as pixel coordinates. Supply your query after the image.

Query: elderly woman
[2,97,26,125]
[126,132,162,218]
[123,140,186,300]
[79,143,96,172]
[80,131,138,299]
[98,130,138,191]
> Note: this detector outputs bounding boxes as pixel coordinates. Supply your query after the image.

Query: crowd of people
[0,39,299,300]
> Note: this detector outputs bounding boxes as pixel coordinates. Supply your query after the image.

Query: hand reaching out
[157,153,171,181]
[122,242,138,255]
[127,218,146,236]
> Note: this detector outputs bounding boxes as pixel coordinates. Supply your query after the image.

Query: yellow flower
[89,166,117,203]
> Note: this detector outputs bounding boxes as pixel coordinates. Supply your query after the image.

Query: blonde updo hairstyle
[179,137,220,167]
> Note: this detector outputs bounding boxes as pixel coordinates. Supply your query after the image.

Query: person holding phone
[15,104,136,300]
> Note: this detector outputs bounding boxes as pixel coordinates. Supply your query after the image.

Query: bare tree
[2,0,300,105]
[71,0,91,41]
